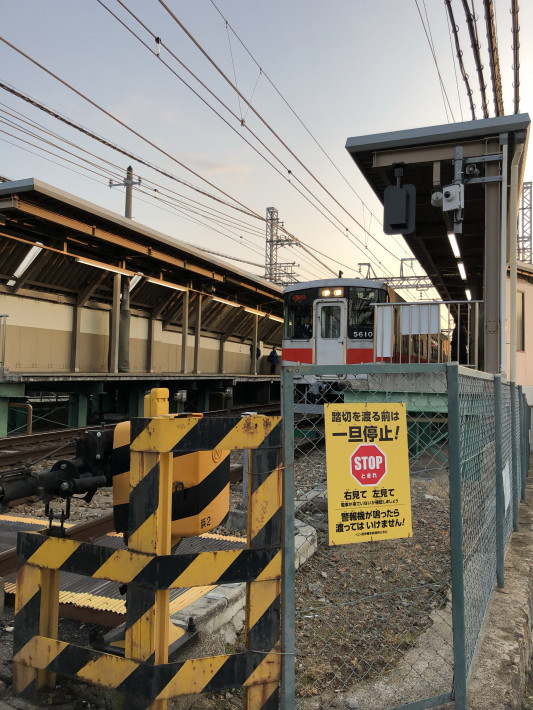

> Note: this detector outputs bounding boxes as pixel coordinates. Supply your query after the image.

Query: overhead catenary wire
[511,0,520,114]
[0,101,272,245]
[414,0,456,122]
[0,77,337,278]
[445,0,477,119]
[460,0,489,118]
[446,0,465,121]
[153,0,406,272]
[96,0,405,275]
[482,0,504,116]
[0,113,281,267]
[207,0,388,232]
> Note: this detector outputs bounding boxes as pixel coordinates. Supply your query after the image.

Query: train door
[316,300,346,364]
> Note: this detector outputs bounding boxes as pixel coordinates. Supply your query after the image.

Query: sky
[0,0,531,295]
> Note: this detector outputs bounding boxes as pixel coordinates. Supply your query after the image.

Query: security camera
[431,191,443,208]
[442,184,464,212]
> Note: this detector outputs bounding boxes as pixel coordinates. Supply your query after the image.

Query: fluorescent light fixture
[458,261,467,281]
[244,307,283,322]
[146,277,187,292]
[448,232,461,259]
[212,296,239,307]
[7,242,43,286]
[129,273,144,291]
[75,256,131,276]
[465,289,472,301]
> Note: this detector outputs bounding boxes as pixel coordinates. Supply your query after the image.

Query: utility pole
[264,207,298,285]
[109,166,141,372]
[110,165,141,218]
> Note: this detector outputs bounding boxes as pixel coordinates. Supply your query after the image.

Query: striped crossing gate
[12,408,283,709]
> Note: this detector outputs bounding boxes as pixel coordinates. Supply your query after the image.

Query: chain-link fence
[280,363,530,710]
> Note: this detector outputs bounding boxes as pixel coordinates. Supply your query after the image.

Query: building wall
[506,273,533,387]
[1,293,268,374]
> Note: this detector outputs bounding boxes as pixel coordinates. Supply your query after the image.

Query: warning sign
[324,402,412,546]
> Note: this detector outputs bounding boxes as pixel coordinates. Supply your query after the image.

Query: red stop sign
[350,444,387,486]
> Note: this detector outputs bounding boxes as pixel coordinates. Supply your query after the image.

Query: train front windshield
[284,286,388,340]
[347,287,388,337]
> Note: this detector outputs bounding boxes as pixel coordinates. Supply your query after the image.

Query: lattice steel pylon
[518,181,532,264]
[264,207,298,285]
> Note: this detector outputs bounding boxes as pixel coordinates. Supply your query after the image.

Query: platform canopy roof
[346,114,530,302]
[0,178,283,345]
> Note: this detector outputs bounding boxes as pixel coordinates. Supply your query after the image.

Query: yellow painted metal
[126,401,174,710]
[248,466,282,542]
[131,415,281,453]
[155,654,227,700]
[12,564,40,698]
[15,638,281,698]
[38,568,60,690]
[246,579,281,631]
[255,550,282,583]
[171,454,229,537]
[28,537,79,569]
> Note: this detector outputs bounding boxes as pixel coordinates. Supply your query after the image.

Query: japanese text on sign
[324,403,412,546]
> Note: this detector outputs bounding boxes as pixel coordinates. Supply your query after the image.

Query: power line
[97,0,408,276]
[207,0,387,231]
[482,0,504,116]
[153,0,405,272]
[511,0,520,114]
[446,1,465,121]
[460,0,489,118]
[445,0,477,119]
[414,0,456,122]
[0,34,264,219]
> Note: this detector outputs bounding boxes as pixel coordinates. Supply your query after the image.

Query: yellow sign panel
[324,402,412,545]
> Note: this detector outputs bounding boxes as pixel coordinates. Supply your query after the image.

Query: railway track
[0,403,280,471]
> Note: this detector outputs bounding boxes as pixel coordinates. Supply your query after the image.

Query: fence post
[446,363,467,709]
[494,375,505,587]
[511,382,519,531]
[280,366,295,709]
[519,386,527,498]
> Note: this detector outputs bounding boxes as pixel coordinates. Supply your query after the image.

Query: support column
[181,291,189,374]
[108,273,121,373]
[118,276,130,373]
[147,317,156,372]
[193,294,202,374]
[250,314,259,375]
[70,305,82,373]
[68,392,88,428]
[483,139,502,374]
[218,335,228,374]
[0,383,26,438]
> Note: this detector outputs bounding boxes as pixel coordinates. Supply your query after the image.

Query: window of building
[517,291,525,351]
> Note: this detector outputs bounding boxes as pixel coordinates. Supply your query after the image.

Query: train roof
[283,278,390,294]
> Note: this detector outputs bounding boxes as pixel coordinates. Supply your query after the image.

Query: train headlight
[321,288,331,297]
[333,288,344,297]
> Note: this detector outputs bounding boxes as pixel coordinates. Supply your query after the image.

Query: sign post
[324,402,412,545]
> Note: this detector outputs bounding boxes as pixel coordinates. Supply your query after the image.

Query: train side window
[320,305,341,339]
[284,303,313,339]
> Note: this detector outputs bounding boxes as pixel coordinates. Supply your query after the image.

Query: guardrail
[373,300,480,367]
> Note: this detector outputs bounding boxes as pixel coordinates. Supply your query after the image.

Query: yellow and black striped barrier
[13,388,282,710]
